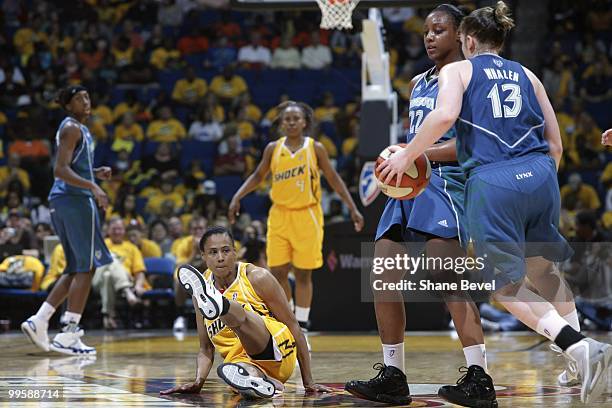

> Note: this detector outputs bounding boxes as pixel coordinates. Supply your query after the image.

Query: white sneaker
[217,362,276,398]
[550,344,581,386]
[566,338,612,403]
[177,264,224,320]
[173,316,186,333]
[21,315,50,352]
[50,330,97,356]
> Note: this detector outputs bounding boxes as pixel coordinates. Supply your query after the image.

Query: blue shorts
[465,153,573,288]
[50,195,112,273]
[375,167,468,246]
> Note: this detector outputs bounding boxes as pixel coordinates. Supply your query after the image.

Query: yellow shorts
[266,204,324,269]
[224,317,297,383]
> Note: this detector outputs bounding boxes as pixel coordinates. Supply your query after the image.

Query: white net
[315,0,360,30]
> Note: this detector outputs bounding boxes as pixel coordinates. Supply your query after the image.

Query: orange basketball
[374,144,431,200]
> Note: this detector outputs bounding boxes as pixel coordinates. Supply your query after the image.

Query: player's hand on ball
[304,383,334,393]
[351,209,364,232]
[602,128,612,146]
[94,166,112,180]
[228,198,240,224]
[378,148,414,187]
[159,381,203,395]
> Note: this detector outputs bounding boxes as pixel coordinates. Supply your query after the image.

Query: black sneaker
[345,363,411,405]
[438,365,498,408]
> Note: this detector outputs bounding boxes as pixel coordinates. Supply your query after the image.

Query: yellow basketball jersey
[269,137,321,209]
[203,262,284,358]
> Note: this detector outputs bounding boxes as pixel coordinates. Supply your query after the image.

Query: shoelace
[369,363,387,384]
[455,366,474,385]
[550,344,578,377]
[454,366,489,396]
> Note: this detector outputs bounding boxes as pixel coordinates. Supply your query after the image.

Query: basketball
[375,144,431,200]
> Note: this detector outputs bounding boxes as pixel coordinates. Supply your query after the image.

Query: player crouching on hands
[160,226,331,398]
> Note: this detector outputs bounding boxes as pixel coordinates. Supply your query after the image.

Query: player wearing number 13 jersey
[380,2,610,404]
[229,101,363,333]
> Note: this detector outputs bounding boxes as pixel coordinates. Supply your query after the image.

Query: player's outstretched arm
[228,142,275,224]
[314,142,364,232]
[524,67,563,169]
[160,297,215,395]
[248,266,332,393]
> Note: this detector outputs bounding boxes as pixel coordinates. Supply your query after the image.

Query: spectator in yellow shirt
[114,112,144,142]
[560,173,601,211]
[150,38,181,70]
[171,216,207,333]
[113,90,142,122]
[112,35,134,67]
[113,192,146,227]
[126,223,162,258]
[145,178,185,215]
[40,244,65,291]
[105,217,149,292]
[0,154,30,198]
[13,17,48,60]
[172,66,207,107]
[314,92,339,123]
[168,216,186,255]
[146,106,187,143]
[209,65,248,105]
[91,94,113,126]
[47,242,139,329]
[237,93,262,123]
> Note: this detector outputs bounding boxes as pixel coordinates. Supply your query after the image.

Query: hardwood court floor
[1,330,610,407]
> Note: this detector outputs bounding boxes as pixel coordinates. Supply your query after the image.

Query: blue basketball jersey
[456,54,549,174]
[48,117,95,200]
[406,67,464,182]
[406,67,457,145]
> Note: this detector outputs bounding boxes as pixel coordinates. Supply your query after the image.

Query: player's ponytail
[493,1,515,32]
[459,0,514,50]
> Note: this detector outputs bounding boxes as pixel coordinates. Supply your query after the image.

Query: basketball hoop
[315,0,360,30]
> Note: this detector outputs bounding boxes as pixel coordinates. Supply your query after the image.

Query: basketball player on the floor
[346,6,497,407]
[160,226,331,398]
[21,86,113,355]
[229,101,364,337]
[379,2,611,403]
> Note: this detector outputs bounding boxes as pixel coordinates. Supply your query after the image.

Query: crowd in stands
[0,0,610,330]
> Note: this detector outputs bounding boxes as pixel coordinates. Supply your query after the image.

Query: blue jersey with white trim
[456,54,548,175]
[49,117,95,200]
[405,67,457,145]
[404,67,464,182]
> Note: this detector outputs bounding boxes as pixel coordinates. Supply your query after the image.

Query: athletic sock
[295,306,310,325]
[60,311,82,333]
[34,302,55,322]
[382,342,405,373]
[463,344,487,371]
